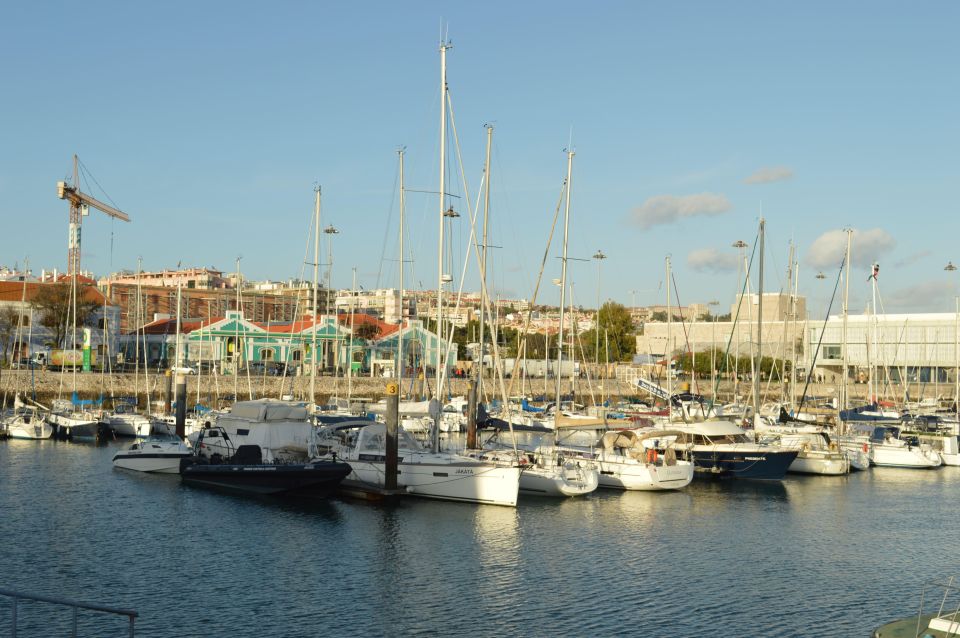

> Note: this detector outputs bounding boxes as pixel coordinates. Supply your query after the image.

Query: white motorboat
[587,429,693,491]
[319,421,521,507]
[915,433,960,466]
[840,425,942,468]
[755,423,850,475]
[653,419,800,480]
[193,400,316,463]
[105,405,172,438]
[899,416,960,466]
[3,406,53,440]
[112,434,194,473]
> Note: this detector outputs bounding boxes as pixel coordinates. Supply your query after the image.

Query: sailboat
[103,261,171,438]
[4,396,53,440]
[321,38,521,506]
[1,263,53,440]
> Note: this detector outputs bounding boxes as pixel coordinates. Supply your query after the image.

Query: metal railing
[0,587,137,637]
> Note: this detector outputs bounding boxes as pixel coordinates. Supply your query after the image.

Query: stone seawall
[1,368,894,409]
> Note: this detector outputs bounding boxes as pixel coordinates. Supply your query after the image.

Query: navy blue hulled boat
[657,420,799,480]
[179,445,352,497]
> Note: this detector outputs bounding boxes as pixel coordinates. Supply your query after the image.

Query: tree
[31,281,101,348]
[584,301,637,362]
[353,322,381,341]
[0,307,20,365]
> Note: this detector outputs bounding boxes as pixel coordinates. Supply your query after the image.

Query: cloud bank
[894,249,932,268]
[883,280,958,313]
[743,166,794,184]
[632,193,732,229]
[688,248,740,273]
[806,228,896,270]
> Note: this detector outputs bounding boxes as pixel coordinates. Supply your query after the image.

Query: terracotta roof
[0,280,111,306]
[337,312,400,337]
[135,317,223,335]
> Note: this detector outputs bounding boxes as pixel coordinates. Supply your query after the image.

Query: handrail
[0,587,137,637]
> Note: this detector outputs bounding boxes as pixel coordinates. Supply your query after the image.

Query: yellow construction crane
[57,154,131,276]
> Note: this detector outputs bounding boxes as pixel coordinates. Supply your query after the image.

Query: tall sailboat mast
[397,149,405,391]
[477,124,493,400]
[311,186,321,406]
[841,228,853,422]
[666,255,673,411]
[435,39,451,399]
[754,218,765,426]
[554,150,574,411]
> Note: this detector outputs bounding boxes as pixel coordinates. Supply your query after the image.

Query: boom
[57,181,130,222]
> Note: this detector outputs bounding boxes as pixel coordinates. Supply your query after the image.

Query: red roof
[337,312,400,337]
[0,280,110,306]
[136,317,224,335]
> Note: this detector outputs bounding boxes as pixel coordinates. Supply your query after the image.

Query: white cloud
[743,166,794,184]
[883,280,958,312]
[894,249,932,268]
[806,228,896,270]
[631,193,732,229]
[687,248,740,273]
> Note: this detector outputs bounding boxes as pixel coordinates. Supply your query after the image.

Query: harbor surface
[0,438,951,637]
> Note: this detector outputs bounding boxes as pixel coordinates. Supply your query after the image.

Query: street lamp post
[592,250,606,377]
[324,224,339,373]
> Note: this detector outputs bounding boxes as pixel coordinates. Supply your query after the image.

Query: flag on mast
[867,263,879,281]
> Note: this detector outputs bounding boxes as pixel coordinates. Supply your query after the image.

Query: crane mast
[57,154,131,275]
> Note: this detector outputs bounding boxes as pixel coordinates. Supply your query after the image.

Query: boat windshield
[356,426,423,454]
[685,433,752,445]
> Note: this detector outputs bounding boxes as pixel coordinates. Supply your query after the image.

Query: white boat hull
[112,439,193,473]
[347,458,521,506]
[107,413,169,438]
[596,455,694,491]
[518,462,599,497]
[6,419,54,440]
[870,444,942,468]
[788,451,849,475]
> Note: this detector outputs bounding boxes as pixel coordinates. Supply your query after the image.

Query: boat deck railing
[0,587,137,637]
[915,578,960,637]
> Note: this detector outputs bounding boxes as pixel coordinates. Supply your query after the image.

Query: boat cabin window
[237,429,250,436]
[361,432,385,452]
[700,433,750,445]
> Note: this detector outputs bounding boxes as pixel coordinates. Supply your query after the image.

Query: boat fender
[862,443,868,453]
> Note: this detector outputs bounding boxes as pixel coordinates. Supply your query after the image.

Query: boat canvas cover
[229,400,308,422]
[219,400,312,456]
[599,430,641,451]
[554,414,607,429]
[366,400,433,417]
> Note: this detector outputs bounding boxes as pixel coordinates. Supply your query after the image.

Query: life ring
[646,449,658,464]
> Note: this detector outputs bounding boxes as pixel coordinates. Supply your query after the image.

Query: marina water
[0,438,952,637]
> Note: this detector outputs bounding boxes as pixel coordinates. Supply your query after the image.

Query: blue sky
[2,1,957,316]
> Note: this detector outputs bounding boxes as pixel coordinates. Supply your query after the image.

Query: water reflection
[5,438,960,637]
